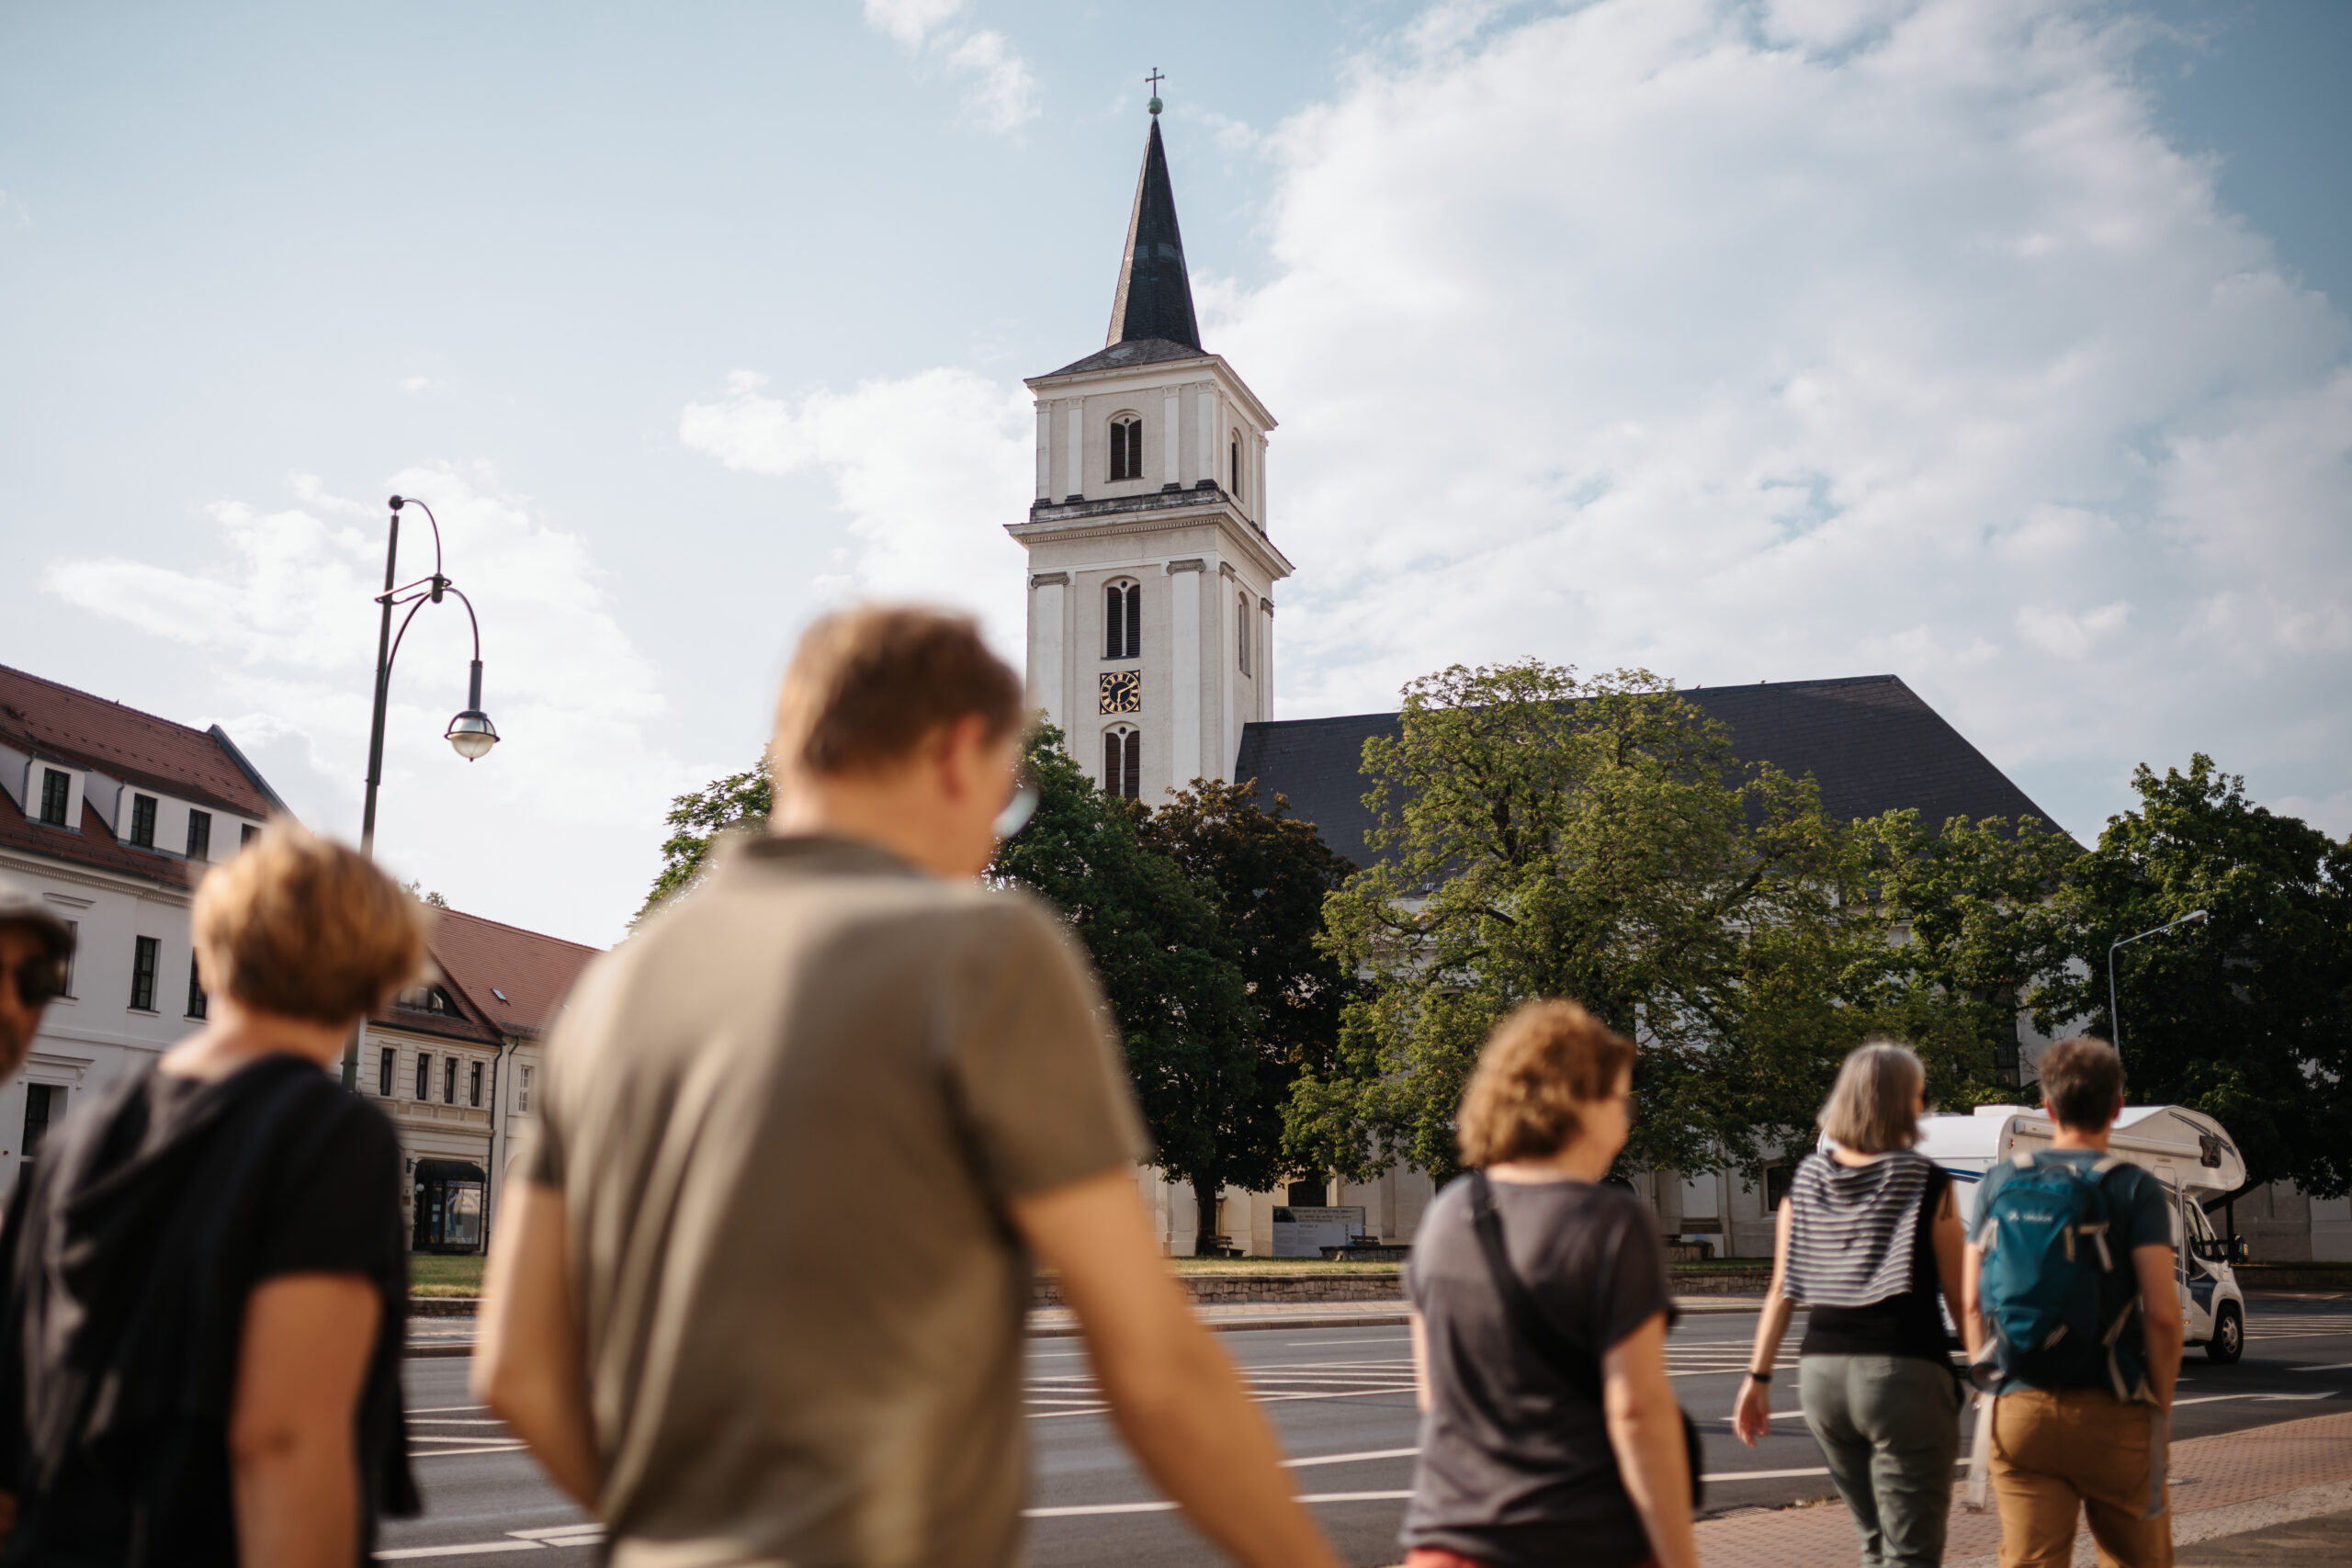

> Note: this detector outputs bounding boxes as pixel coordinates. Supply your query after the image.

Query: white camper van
[1915,1105,2252,1363]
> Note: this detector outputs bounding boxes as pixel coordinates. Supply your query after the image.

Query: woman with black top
[1401,999,1697,1568]
[1734,1040,1967,1568]
[0,822,424,1565]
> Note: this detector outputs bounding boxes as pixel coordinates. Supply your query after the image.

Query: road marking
[1284,1447,1420,1468]
[1028,1489,1414,1518]
[2174,1391,2338,1406]
[411,1418,511,1426]
[379,1526,602,1559]
[2291,1363,2352,1372]
[1285,1337,1412,1347]
[408,1404,491,1415]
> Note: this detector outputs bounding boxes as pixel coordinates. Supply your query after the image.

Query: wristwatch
[1746,1370,1773,1383]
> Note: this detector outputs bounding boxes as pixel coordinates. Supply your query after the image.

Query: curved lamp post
[2108,908,2209,1065]
[346,494,499,1089]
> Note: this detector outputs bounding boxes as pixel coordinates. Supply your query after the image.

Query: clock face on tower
[1099,670,1142,714]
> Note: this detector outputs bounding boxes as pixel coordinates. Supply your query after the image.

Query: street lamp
[346,494,499,1088]
[2108,908,2210,1064]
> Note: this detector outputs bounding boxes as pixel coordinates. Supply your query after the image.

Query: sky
[3,0,2346,947]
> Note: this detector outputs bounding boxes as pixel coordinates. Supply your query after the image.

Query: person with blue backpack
[1964,1035,2185,1568]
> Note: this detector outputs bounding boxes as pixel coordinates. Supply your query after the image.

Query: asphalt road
[379,1294,2352,1564]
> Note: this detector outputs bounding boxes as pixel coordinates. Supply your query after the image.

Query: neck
[161,998,349,1082]
[2049,1124,2112,1152]
[772,777,949,879]
[1487,1137,1616,1186]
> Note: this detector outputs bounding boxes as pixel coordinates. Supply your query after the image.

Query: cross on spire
[1146,68,1164,114]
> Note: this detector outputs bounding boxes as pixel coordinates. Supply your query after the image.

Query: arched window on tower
[1238,592,1251,675]
[1103,580,1141,660]
[1109,413,1144,482]
[1102,726,1141,801]
[1230,431,1242,497]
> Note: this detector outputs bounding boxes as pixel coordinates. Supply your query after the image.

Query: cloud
[678,368,1031,653]
[861,0,1038,133]
[1207,0,2352,837]
[44,470,707,941]
[398,376,435,394]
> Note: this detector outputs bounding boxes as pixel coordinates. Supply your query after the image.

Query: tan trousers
[1988,1387,2173,1568]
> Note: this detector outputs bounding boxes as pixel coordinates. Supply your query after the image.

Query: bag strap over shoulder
[1465,1170,1604,1404]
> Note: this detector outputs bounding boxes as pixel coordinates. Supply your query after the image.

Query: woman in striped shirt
[1732,1041,1968,1568]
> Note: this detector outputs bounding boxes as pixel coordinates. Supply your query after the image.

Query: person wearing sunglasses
[478,604,1340,1568]
[0,877,74,1085]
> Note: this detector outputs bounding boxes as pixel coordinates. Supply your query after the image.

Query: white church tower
[1007,99,1292,802]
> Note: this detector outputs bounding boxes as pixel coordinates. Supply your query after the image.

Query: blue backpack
[1973,1152,2151,1401]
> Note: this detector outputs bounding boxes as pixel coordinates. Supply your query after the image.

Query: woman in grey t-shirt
[1402,1000,1698,1568]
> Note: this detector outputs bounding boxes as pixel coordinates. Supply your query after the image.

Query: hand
[1732,1376,1773,1448]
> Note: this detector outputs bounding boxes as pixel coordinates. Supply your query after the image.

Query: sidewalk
[1694,1409,2352,1567]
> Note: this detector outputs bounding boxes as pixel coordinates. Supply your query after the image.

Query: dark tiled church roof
[1232,674,2062,865]
[1046,336,1212,378]
[1105,117,1201,354]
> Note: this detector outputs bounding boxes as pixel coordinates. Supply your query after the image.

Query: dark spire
[1106,116,1202,351]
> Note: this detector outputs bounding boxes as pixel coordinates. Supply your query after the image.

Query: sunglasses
[992,765,1042,841]
[5,956,69,1009]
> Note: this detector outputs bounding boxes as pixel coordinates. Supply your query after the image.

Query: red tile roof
[0,784,194,890]
[0,663,277,818]
[423,908,602,1040]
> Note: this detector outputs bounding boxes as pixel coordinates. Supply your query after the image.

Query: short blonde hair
[1457,998,1634,1168]
[193,822,429,1025]
[774,605,1025,779]
[1817,1040,1926,1154]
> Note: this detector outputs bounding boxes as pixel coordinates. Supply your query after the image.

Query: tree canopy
[2036,756,2352,1193]
[1283,661,1892,1185]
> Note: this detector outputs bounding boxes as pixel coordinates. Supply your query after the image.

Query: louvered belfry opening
[1104,581,1141,660]
[1102,728,1142,800]
[1111,415,1143,481]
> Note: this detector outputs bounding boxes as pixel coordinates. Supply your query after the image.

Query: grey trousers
[1799,1354,1967,1568]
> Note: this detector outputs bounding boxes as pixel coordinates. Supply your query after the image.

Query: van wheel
[2207,1303,2245,1365]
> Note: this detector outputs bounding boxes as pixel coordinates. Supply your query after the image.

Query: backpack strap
[1466,1171,1604,1404]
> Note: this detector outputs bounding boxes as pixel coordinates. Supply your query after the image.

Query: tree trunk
[1193,1174,1223,1258]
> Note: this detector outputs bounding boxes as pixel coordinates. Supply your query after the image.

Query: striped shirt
[1781,1149,1935,1309]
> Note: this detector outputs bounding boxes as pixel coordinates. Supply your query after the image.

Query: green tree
[1283,661,1876,1187]
[990,729,1259,1251]
[1854,810,2083,1110]
[640,761,772,919]
[2036,756,2352,1193]
[1136,777,1356,1198]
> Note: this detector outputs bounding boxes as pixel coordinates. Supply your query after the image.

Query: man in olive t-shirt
[478,607,1340,1568]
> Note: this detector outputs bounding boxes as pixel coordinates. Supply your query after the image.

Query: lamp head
[446,710,499,761]
[2183,908,2211,926]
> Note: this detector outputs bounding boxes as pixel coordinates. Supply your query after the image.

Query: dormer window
[38,770,68,827]
[1109,414,1144,482]
[1103,580,1141,660]
[129,794,157,848]
[397,984,457,1016]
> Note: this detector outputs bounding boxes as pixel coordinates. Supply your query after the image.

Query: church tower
[1008,101,1291,803]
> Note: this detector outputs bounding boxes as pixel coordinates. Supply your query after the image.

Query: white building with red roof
[358,908,599,1252]
[0,661,282,1190]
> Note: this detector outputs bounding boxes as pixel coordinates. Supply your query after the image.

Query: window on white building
[470,1061,483,1108]
[518,1065,533,1113]
[1238,593,1251,675]
[129,794,157,848]
[1102,727,1140,801]
[1230,432,1241,495]
[1103,581,1141,660]
[379,1046,395,1098]
[415,1053,432,1100]
[185,953,207,1020]
[1109,413,1143,481]
[22,1084,62,1158]
[444,1058,458,1104]
[186,809,211,861]
[130,935,159,1011]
